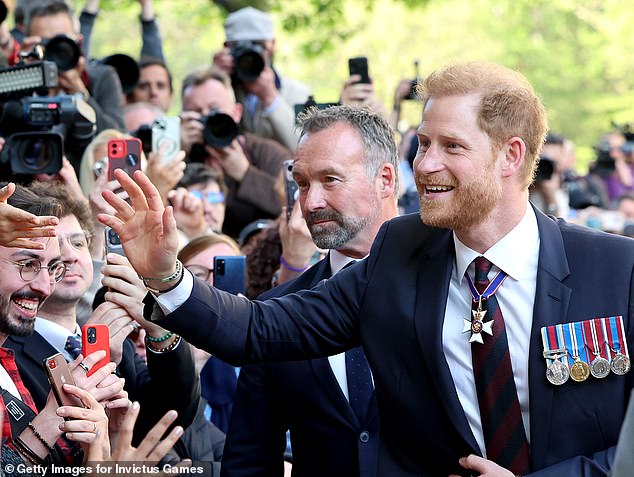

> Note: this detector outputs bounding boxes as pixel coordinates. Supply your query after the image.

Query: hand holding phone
[348,56,371,84]
[44,353,84,409]
[81,324,110,377]
[283,160,299,219]
[104,226,125,258]
[108,138,142,180]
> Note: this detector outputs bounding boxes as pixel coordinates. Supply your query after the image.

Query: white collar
[454,205,540,283]
[329,249,367,275]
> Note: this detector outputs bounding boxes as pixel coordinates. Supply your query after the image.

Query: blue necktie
[64,333,82,360]
[345,346,373,424]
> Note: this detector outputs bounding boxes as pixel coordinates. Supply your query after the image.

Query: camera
[18,35,81,72]
[0,86,96,181]
[403,60,420,101]
[200,111,239,148]
[230,41,265,81]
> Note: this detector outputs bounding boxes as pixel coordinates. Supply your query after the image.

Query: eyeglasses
[190,190,225,205]
[185,264,213,282]
[1,257,67,283]
[58,232,93,251]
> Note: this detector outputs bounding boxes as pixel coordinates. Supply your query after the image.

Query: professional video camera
[0,61,96,182]
[189,110,239,162]
[230,41,265,81]
[592,122,634,178]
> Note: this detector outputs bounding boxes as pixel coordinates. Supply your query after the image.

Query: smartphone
[81,324,110,377]
[348,56,371,84]
[107,137,142,180]
[213,255,246,295]
[283,159,299,219]
[104,226,125,257]
[152,116,181,163]
[43,353,84,409]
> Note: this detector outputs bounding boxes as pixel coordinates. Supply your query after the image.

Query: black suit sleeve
[222,363,287,477]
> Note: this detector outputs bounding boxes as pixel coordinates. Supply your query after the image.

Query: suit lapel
[414,229,481,453]
[310,357,359,427]
[528,209,571,465]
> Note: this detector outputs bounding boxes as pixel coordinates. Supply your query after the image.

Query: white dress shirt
[442,205,540,457]
[34,318,82,362]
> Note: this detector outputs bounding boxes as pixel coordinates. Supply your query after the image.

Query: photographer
[594,130,634,203]
[179,66,289,239]
[24,1,125,135]
[212,7,310,152]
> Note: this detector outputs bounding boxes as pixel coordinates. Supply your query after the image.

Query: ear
[377,163,397,199]
[500,136,526,179]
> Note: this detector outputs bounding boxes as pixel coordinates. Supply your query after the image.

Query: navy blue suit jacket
[222,257,379,477]
[151,209,634,476]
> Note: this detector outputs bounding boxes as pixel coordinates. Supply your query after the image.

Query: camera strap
[0,386,37,437]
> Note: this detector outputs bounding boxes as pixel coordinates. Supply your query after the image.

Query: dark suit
[7,330,200,440]
[222,257,379,477]
[150,208,634,476]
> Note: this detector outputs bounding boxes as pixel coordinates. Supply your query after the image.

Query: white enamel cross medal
[462,298,494,344]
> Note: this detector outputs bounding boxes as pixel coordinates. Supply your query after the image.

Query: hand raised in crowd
[98,170,180,282]
[242,65,279,106]
[205,138,250,181]
[0,182,58,249]
[56,383,111,458]
[277,202,317,285]
[144,149,186,206]
[166,187,207,239]
[211,47,233,76]
[179,111,205,154]
[340,75,388,117]
[35,156,87,203]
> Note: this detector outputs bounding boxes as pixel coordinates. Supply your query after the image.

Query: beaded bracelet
[279,255,310,273]
[14,437,45,465]
[145,330,174,343]
[146,335,181,354]
[141,260,183,283]
[27,422,54,452]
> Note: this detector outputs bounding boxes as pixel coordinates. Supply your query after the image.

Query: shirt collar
[454,205,540,283]
[329,249,367,275]
[34,318,81,353]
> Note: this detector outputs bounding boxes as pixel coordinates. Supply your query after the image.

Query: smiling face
[0,239,61,340]
[293,122,382,255]
[413,94,503,232]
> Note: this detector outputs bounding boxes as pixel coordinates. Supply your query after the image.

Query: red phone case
[107,138,142,181]
[81,324,110,377]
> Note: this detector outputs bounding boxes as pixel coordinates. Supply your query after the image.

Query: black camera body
[189,111,239,163]
[230,41,265,82]
[0,93,96,181]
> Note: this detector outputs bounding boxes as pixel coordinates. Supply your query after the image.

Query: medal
[605,316,631,376]
[585,319,610,379]
[569,357,590,382]
[463,265,507,345]
[546,358,569,385]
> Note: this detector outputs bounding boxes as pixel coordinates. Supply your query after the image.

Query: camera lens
[21,138,52,172]
[88,327,96,344]
[203,112,238,148]
[44,35,81,72]
[216,259,225,275]
[108,229,121,245]
[230,41,265,81]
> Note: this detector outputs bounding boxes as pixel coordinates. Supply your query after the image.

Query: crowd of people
[1,1,634,477]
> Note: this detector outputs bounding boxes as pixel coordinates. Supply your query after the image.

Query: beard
[0,292,43,337]
[417,164,502,231]
[306,207,375,250]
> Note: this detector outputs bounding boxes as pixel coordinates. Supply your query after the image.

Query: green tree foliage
[71,0,634,169]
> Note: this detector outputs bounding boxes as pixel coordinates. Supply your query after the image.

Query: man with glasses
[0,183,124,466]
[7,182,199,441]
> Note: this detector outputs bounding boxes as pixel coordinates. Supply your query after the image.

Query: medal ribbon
[572,322,590,364]
[606,315,627,356]
[600,318,613,361]
[556,324,569,366]
[562,323,581,362]
[464,268,508,306]
[542,325,566,365]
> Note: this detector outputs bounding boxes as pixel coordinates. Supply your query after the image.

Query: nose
[30,268,52,296]
[413,143,444,176]
[59,238,78,266]
[301,185,327,213]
